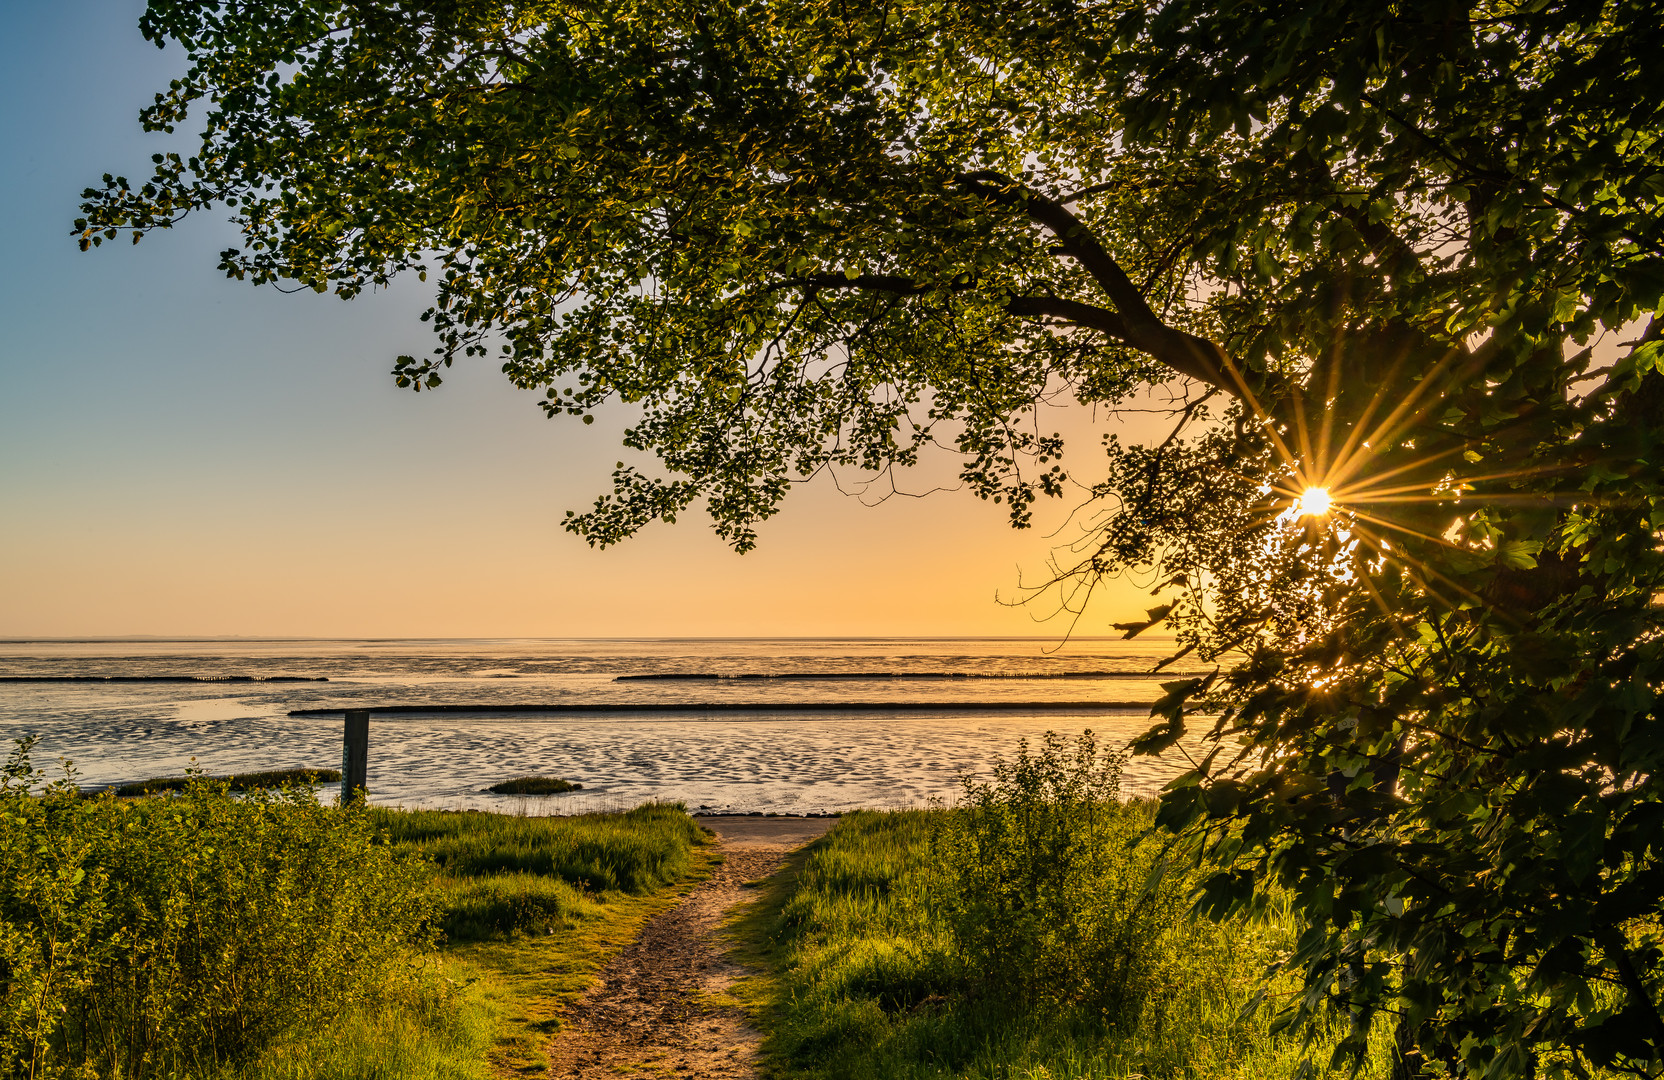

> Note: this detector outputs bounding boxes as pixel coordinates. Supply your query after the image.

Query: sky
[0,2,1163,639]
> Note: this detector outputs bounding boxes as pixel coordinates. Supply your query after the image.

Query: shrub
[934,730,1194,1018]
[0,739,436,1079]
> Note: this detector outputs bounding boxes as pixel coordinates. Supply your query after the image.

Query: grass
[203,800,713,1080]
[371,801,704,898]
[111,767,341,796]
[25,735,1408,1080]
[729,808,1395,1080]
[451,859,719,1074]
[487,776,584,795]
[365,801,712,1077]
[216,962,500,1080]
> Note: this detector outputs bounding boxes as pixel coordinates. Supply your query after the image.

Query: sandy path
[543,817,834,1079]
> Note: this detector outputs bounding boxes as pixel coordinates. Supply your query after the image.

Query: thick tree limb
[1005,295,1134,340]
[1005,296,1235,388]
[782,269,1239,393]
[959,171,1242,396]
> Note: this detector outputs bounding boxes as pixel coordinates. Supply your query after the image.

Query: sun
[1295,486,1333,518]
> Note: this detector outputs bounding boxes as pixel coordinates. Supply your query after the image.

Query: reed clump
[485,776,582,795]
[111,767,341,797]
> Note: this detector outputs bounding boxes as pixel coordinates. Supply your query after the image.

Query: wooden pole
[342,709,369,805]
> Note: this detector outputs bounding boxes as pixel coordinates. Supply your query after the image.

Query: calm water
[0,638,1215,813]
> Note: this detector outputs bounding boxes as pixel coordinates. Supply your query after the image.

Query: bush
[934,730,1192,1018]
[0,739,436,1079]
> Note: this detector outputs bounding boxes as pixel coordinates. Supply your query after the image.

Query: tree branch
[959,170,1242,396]
[775,272,929,295]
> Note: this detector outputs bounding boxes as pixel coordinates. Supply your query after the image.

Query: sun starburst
[1295,486,1333,518]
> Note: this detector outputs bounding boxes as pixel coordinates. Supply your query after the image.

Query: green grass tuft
[434,871,604,942]
[371,801,702,897]
[485,775,583,795]
[221,961,498,1080]
[112,767,341,796]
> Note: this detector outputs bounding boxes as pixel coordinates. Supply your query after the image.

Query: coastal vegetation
[733,733,1391,1080]
[110,768,340,797]
[0,740,709,1080]
[484,776,583,796]
[371,802,703,943]
[0,740,433,1080]
[77,3,1664,1072]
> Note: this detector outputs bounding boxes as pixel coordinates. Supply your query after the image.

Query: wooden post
[342,709,369,805]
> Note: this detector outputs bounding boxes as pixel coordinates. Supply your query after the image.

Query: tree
[79,1,1664,1075]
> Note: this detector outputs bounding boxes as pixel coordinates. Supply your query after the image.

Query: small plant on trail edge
[486,776,583,795]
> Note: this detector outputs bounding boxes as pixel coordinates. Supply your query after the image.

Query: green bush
[0,739,436,1079]
[935,730,1192,1018]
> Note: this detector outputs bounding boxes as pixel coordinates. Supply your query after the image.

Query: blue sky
[0,2,1152,638]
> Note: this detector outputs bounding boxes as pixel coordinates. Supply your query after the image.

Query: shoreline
[285,700,1155,717]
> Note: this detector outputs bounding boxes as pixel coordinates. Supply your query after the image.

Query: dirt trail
[543,817,833,1080]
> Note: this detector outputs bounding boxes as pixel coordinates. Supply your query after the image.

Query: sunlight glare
[1296,487,1333,518]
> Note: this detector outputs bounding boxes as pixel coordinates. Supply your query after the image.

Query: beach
[0,637,1214,812]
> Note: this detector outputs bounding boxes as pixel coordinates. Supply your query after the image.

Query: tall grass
[373,803,701,893]
[371,803,705,944]
[746,732,1390,1080]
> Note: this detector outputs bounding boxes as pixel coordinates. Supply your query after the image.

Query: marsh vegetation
[0,738,707,1080]
[734,732,1393,1079]
[109,768,341,797]
[484,776,583,796]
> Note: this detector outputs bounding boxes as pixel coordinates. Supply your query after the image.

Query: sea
[0,638,1217,814]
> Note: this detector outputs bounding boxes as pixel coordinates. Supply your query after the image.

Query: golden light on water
[1296,486,1333,518]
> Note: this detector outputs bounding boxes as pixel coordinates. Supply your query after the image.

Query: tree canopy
[80,1,1664,1076]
